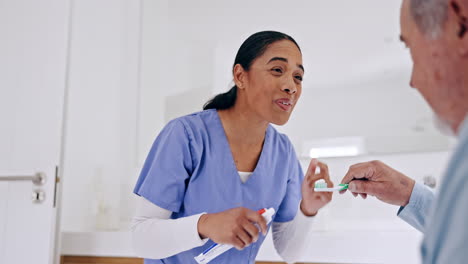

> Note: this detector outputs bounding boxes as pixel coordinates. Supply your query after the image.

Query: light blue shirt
[134,109,304,264]
[397,116,468,263]
[398,182,435,232]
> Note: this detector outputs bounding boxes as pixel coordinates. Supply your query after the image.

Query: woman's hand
[197,207,268,250]
[300,159,333,216]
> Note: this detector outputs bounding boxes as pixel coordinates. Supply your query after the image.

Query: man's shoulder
[454,122,468,168]
[457,115,468,153]
[442,124,468,194]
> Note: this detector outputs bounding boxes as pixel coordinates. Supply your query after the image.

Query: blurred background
[0,0,454,263]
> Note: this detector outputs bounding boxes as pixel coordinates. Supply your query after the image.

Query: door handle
[0,172,46,186]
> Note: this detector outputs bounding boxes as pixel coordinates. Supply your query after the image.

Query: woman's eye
[295,75,303,81]
[271,68,283,74]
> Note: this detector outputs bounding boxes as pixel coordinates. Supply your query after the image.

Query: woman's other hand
[197,207,268,250]
[300,159,333,216]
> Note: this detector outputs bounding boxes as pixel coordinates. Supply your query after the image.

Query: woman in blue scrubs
[132,31,334,264]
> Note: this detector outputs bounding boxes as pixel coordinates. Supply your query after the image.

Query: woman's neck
[217,105,268,146]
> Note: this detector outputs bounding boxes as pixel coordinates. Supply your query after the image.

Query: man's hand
[340,160,415,206]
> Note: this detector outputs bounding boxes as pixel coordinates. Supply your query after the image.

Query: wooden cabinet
[61,256,143,264]
[61,256,321,264]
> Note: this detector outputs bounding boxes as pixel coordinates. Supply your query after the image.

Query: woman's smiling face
[235,39,304,125]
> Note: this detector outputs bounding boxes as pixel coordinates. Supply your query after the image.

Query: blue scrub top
[134,109,304,264]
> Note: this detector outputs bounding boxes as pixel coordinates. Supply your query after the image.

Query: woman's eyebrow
[298,64,304,73]
[268,57,288,64]
[267,57,305,73]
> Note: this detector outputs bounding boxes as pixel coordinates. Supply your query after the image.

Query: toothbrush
[314,180,348,192]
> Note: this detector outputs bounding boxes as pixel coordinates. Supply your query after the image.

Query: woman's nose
[282,79,297,94]
[282,86,297,94]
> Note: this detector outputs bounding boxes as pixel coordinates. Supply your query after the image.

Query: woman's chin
[270,115,291,126]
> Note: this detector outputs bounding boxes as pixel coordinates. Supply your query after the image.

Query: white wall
[61,0,141,231]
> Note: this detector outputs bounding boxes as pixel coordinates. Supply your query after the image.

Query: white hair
[410,0,449,39]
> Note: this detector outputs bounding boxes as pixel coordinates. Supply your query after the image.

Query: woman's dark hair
[203,31,301,110]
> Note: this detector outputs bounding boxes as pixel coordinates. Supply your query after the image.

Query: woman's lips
[274,98,293,111]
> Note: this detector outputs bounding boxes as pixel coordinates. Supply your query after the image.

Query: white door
[0,1,70,263]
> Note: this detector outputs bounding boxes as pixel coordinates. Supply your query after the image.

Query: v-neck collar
[213,109,270,185]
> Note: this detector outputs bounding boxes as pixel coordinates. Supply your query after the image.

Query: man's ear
[450,0,468,56]
[233,64,246,90]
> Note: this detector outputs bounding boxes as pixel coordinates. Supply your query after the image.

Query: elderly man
[340,0,468,263]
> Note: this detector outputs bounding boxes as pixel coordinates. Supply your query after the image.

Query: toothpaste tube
[194,207,275,264]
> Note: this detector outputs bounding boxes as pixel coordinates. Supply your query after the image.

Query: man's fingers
[348,180,384,197]
[341,165,366,184]
[341,162,376,184]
